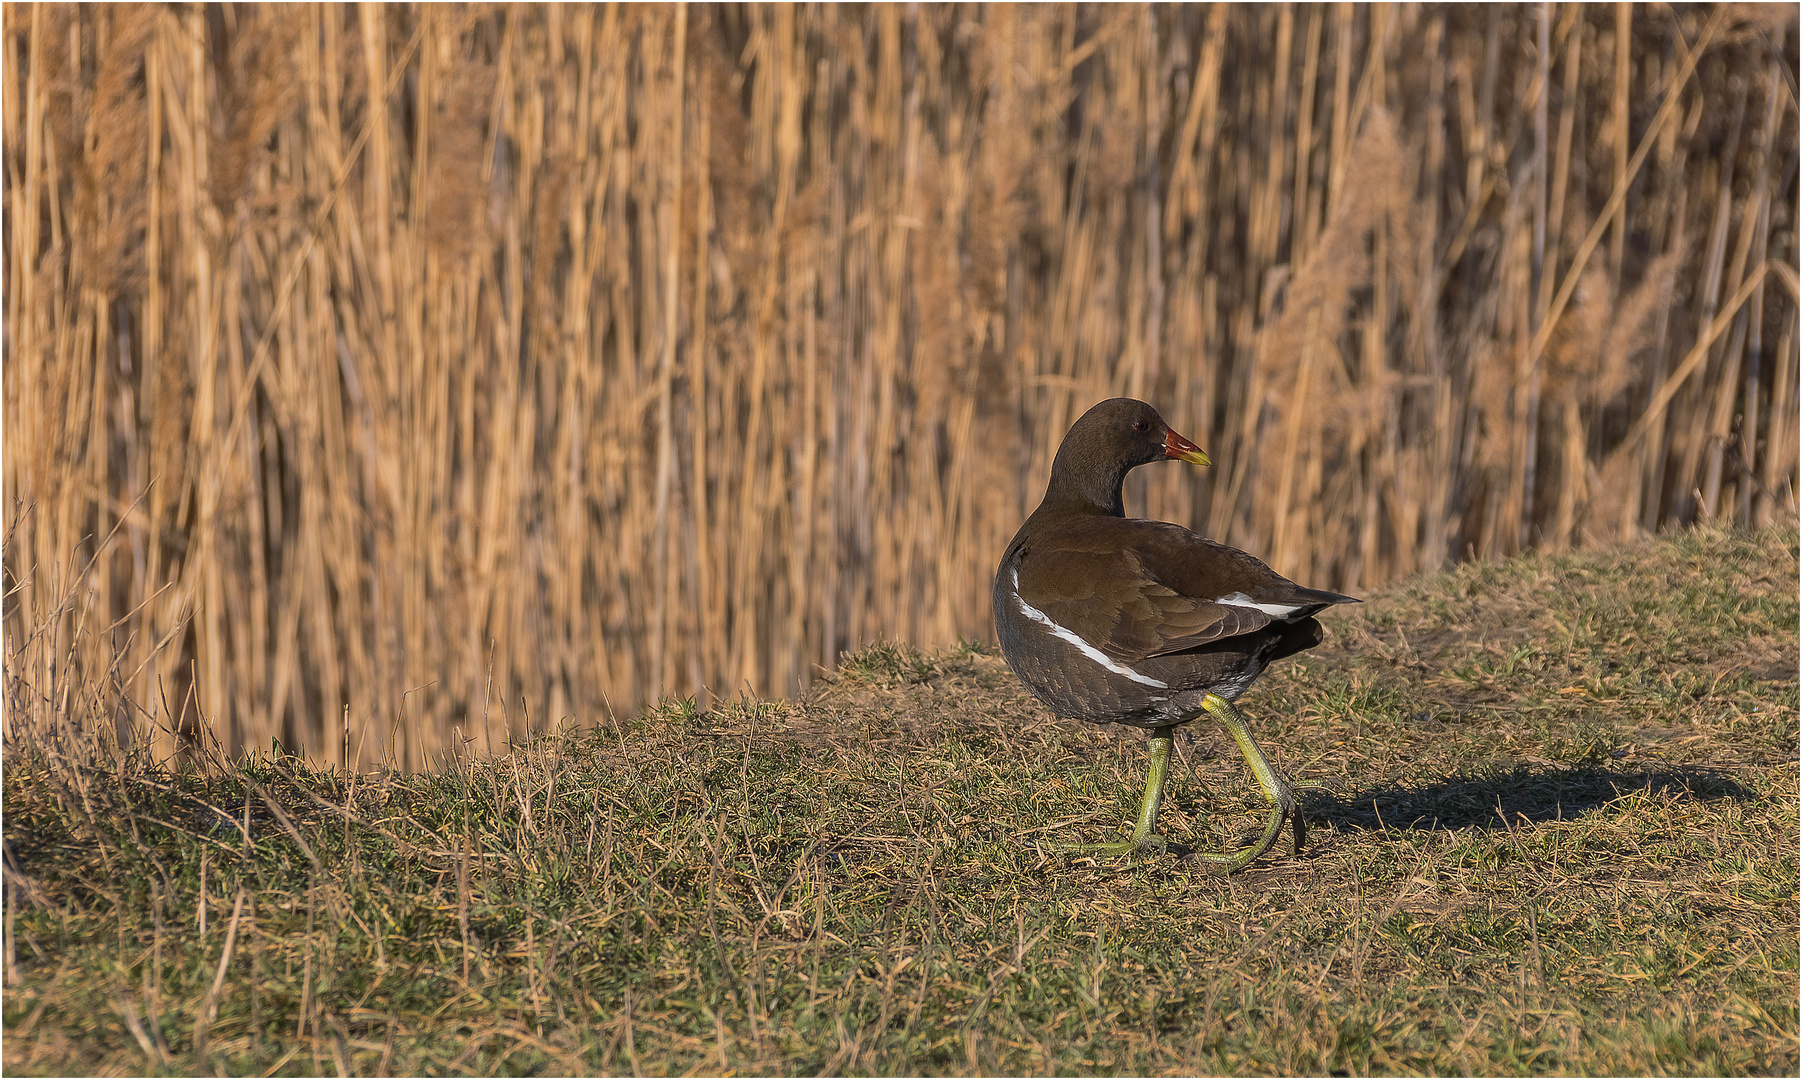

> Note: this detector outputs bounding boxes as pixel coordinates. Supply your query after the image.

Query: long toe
[1189,800,1289,872]
[1278,782,1304,853]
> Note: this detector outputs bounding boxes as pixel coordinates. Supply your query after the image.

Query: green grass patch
[5,525,1797,1075]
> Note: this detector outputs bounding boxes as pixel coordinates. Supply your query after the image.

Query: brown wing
[1011,518,1277,665]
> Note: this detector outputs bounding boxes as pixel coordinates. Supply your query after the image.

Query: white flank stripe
[1216,591,1306,619]
[1013,570,1168,689]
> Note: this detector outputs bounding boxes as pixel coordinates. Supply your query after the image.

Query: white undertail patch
[1215,591,1307,619]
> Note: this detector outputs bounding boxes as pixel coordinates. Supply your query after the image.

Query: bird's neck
[1036,450,1129,518]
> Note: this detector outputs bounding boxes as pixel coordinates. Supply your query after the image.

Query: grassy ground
[4,524,1797,1076]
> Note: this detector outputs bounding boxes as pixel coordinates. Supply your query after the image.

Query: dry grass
[2,523,1795,1075]
[3,4,1799,766]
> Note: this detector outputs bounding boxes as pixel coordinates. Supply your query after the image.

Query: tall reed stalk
[6,4,1797,766]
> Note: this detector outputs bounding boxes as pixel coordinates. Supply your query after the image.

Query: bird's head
[1042,398,1210,515]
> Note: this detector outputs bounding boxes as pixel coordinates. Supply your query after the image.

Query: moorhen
[993,398,1357,869]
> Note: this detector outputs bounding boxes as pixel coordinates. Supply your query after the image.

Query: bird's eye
[1134,419,1149,431]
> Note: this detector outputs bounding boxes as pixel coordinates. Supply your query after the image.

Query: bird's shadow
[1144,765,1757,868]
[1293,764,1756,833]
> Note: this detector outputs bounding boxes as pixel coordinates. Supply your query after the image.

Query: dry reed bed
[4,4,1798,766]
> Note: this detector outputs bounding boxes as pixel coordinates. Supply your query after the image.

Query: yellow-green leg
[1057,725,1176,858]
[1055,696,1306,870]
[1189,692,1305,872]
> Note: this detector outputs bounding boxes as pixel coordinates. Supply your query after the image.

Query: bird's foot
[1188,784,1304,872]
